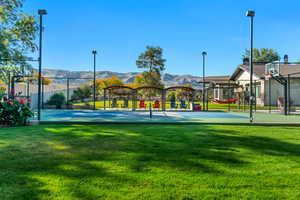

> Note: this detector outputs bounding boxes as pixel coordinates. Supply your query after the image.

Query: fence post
[287,74,291,114]
[104,89,106,110]
[269,79,271,113]
[161,90,166,111]
[27,79,30,101]
[284,79,288,115]
[254,80,257,112]
[132,90,136,111]
[227,81,230,112]
[42,81,44,109]
[11,76,15,100]
[67,78,70,109]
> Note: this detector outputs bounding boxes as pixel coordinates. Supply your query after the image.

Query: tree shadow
[1,125,300,199]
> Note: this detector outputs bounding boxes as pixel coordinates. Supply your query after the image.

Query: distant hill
[42,69,203,88]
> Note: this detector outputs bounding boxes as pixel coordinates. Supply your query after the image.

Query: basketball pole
[246,11,255,123]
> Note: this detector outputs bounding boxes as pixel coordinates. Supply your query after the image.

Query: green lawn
[72,100,284,111]
[1,124,300,200]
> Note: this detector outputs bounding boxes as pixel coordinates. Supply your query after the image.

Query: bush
[47,93,66,109]
[0,86,6,100]
[71,85,92,101]
[0,99,33,126]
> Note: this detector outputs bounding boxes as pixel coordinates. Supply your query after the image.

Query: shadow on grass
[1,125,300,199]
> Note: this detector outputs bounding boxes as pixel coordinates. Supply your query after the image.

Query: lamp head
[246,10,255,17]
[92,50,97,54]
[38,9,47,15]
[202,51,207,56]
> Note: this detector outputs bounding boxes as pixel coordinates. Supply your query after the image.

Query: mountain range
[42,69,203,88]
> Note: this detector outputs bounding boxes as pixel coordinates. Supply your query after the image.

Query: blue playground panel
[35,110,249,123]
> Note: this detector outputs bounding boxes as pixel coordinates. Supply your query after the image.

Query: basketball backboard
[265,61,280,77]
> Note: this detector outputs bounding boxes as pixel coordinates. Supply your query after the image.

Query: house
[199,76,235,101]
[203,56,300,106]
[230,58,300,106]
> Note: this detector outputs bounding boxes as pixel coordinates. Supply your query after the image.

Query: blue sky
[23,0,300,76]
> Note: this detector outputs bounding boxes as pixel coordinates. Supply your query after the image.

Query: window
[214,89,219,99]
[255,85,261,98]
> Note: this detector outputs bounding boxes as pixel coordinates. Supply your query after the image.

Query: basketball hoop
[264,73,272,80]
[265,61,281,78]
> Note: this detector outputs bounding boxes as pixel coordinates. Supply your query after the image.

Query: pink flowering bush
[0,99,33,126]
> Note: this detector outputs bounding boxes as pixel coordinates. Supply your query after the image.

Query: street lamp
[92,50,97,110]
[202,51,207,111]
[37,9,47,121]
[246,10,255,123]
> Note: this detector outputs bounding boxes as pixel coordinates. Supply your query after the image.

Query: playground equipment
[153,100,160,109]
[104,86,135,110]
[111,98,117,108]
[139,100,146,109]
[170,99,177,109]
[165,86,195,110]
[136,86,164,111]
[193,104,201,111]
[180,100,187,109]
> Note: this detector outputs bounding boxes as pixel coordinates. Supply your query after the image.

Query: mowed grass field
[1,124,300,200]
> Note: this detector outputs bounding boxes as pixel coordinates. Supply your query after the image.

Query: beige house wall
[264,79,300,106]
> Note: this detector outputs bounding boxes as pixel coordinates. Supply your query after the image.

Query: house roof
[198,75,231,84]
[230,63,300,80]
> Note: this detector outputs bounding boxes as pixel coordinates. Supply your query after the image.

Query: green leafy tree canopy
[1,0,38,63]
[243,48,280,63]
[136,46,166,72]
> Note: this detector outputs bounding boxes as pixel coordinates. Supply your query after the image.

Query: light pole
[37,9,47,121]
[92,50,97,110]
[246,10,255,123]
[202,51,207,111]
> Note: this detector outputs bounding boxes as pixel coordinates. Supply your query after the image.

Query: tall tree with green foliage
[0,0,38,85]
[136,46,166,73]
[243,48,280,63]
[135,46,166,99]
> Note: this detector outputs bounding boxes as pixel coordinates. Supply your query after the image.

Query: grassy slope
[1,124,300,200]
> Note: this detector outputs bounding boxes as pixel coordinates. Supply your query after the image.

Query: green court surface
[33,110,300,124]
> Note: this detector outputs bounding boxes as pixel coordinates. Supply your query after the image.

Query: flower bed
[0,99,33,126]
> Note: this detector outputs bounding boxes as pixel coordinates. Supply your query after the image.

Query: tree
[136,46,166,72]
[29,72,52,85]
[243,48,280,63]
[0,0,38,91]
[71,85,92,101]
[0,66,22,84]
[92,77,124,96]
[133,71,163,88]
[42,77,52,85]
[133,71,164,99]
[135,46,166,98]
[0,0,38,65]
[46,93,66,109]
[104,77,123,87]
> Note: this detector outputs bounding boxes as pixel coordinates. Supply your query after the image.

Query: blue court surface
[34,110,251,123]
